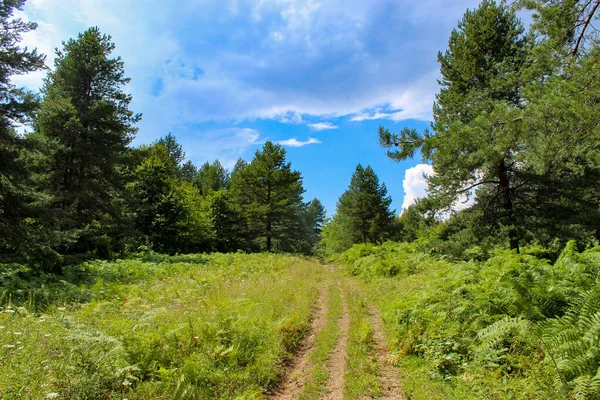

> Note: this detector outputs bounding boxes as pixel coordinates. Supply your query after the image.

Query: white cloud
[10,13,59,89]
[277,137,321,147]
[277,111,304,124]
[308,122,338,130]
[184,128,263,168]
[401,163,478,216]
[13,0,481,140]
[402,164,433,210]
[350,72,439,122]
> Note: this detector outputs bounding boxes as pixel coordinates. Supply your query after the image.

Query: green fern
[476,316,531,353]
[541,285,600,399]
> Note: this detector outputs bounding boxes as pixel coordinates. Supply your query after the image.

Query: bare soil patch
[323,285,350,400]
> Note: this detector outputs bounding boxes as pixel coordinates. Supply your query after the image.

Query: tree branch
[457,180,501,194]
[572,0,600,56]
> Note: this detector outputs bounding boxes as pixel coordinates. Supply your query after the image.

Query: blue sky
[14,0,482,215]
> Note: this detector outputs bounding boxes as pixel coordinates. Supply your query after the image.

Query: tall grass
[342,280,381,399]
[0,253,324,399]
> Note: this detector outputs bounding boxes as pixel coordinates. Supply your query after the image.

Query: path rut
[267,289,328,400]
[323,283,350,400]
[267,269,403,400]
[369,305,404,399]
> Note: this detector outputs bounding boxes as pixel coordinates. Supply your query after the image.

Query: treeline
[324,0,600,259]
[0,3,324,271]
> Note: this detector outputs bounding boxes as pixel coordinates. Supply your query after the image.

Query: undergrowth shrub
[343,240,600,398]
[540,284,600,399]
[341,242,436,278]
[55,328,139,399]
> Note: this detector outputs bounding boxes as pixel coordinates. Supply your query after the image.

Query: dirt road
[268,266,403,399]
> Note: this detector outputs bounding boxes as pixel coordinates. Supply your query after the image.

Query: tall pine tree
[229,142,305,252]
[297,198,326,255]
[0,0,45,255]
[514,0,600,246]
[379,0,531,250]
[35,27,141,254]
[321,164,394,254]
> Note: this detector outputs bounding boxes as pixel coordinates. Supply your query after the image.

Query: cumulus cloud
[308,122,338,130]
[402,164,433,210]
[277,137,321,147]
[401,163,477,216]
[14,0,481,142]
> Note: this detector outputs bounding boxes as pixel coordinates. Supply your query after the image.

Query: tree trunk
[266,180,272,252]
[77,165,85,224]
[498,160,519,252]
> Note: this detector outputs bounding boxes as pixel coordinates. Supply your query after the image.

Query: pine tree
[156,133,185,170]
[514,0,600,246]
[379,0,531,250]
[128,144,187,253]
[334,164,394,246]
[297,198,326,254]
[196,160,229,196]
[128,142,215,254]
[207,189,247,252]
[306,198,326,237]
[36,27,140,253]
[216,159,254,252]
[229,142,305,252]
[0,0,45,254]
[179,160,198,182]
[154,133,202,182]
[522,0,600,59]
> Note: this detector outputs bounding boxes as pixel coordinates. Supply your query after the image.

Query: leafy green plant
[344,240,600,398]
[540,285,600,399]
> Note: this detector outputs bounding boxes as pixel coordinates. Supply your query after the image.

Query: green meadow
[0,254,324,399]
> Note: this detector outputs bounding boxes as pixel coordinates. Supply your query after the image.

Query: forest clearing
[2,0,600,398]
[3,243,599,399]
[0,254,396,399]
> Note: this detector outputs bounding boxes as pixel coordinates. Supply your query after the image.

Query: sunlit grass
[0,253,325,399]
[343,280,381,399]
[343,242,564,399]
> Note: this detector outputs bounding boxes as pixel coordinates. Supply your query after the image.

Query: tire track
[369,304,404,399]
[267,288,329,400]
[323,283,350,400]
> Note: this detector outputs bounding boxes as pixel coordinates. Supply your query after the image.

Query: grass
[5,241,594,399]
[0,253,325,399]
[353,262,552,399]
[342,279,381,399]
[299,277,343,399]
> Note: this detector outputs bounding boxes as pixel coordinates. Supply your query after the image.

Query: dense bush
[340,241,600,398]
